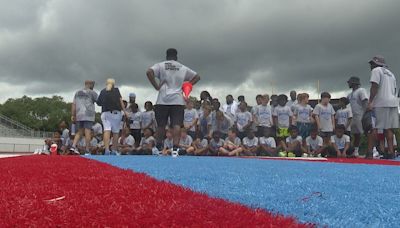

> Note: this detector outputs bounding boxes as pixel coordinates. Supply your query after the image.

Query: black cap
[166,48,178,57]
[347,76,360,85]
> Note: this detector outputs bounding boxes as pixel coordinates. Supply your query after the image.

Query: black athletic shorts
[155,105,184,128]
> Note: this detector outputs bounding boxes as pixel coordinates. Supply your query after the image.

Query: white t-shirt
[273,105,293,128]
[347,88,368,116]
[331,135,350,150]
[92,123,103,136]
[306,136,323,151]
[141,111,156,130]
[179,135,193,147]
[129,111,142,130]
[163,138,174,150]
[210,138,225,150]
[140,136,156,147]
[78,138,98,147]
[243,137,259,147]
[335,106,353,131]
[295,104,313,123]
[259,137,276,148]
[225,137,242,146]
[119,135,135,147]
[223,101,238,119]
[370,67,398,108]
[234,111,253,132]
[184,109,199,132]
[150,60,197,105]
[194,138,208,149]
[313,103,335,132]
[254,104,273,127]
[286,135,303,144]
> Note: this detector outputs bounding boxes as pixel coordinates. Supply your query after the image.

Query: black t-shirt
[97,88,122,112]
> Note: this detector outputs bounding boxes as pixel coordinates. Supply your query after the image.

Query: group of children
[43,90,397,158]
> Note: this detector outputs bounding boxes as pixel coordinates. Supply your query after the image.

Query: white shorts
[375,107,399,130]
[101,111,123,134]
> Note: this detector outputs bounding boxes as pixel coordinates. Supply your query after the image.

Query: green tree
[0,96,72,131]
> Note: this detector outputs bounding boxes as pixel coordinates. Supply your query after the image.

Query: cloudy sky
[0,0,399,107]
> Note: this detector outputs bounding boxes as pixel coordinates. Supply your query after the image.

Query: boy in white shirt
[118,128,135,155]
[234,102,253,140]
[294,93,314,141]
[191,131,209,156]
[273,94,293,142]
[128,103,142,148]
[219,129,243,156]
[313,92,335,146]
[242,130,259,156]
[178,128,194,155]
[209,131,225,156]
[259,130,277,157]
[281,126,305,157]
[184,100,199,140]
[306,128,324,157]
[254,94,274,138]
[162,129,174,155]
[335,97,353,137]
[330,125,352,158]
[136,128,156,155]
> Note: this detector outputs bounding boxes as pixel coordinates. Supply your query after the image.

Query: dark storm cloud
[0,0,399,96]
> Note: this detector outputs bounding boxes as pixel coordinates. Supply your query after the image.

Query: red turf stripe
[0,156,311,227]
[244,156,400,166]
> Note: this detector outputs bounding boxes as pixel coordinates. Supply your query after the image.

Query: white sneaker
[69,147,80,155]
[373,150,380,159]
[353,151,359,157]
[171,149,179,158]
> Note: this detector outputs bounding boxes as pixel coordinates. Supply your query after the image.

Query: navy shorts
[76,121,94,130]
[155,105,184,128]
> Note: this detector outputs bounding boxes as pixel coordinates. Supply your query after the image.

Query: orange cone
[182,82,193,99]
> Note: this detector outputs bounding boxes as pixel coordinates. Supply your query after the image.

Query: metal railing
[0,143,43,153]
[0,113,53,138]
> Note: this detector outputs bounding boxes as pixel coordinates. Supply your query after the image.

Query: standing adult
[147,48,201,150]
[287,90,298,108]
[368,55,399,159]
[70,80,98,155]
[96,78,128,155]
[347,76,368,156]
[223,95,238,120]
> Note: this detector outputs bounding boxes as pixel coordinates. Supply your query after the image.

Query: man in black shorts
[146,48,200,150]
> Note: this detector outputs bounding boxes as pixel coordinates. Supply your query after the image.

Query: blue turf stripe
[90,156,400,228]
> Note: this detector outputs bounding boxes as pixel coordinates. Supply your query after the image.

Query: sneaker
[353,151,359,157]
[69,147,80,155]
[171,149,179,157]
[373,150,380,159]
[302,153,309,158]
[278,151,287,157]
[152,147,161,156]
[287,152,296,157]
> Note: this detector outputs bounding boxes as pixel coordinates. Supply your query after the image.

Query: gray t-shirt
[243,137,259,147]
[73,89,98,122]
[255,104,273,127]
[194,138,208,149]
[295,104,313,123]
[211,115,233,135]
[306,136,323,150]
[225,137,242,146]
[163,138,174,150]
[184,109,199,131]
[151,60,197,105]
[347,88,368,117]
[273,105,293,128]
[259,137,276,148]
[313,103,335,132]
[179,135,193,147]
[331,135,350,150]
[210,138,224,150]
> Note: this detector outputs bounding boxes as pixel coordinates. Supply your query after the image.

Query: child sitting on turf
[209,131,225,156]
[329,124,352,158]
[280,125,304,157]
[335,97,353,137]
[118,128,135,155]
[234,102,253,140]
[184,100,199,140]
[136,128,156,155]
[313,92,335,146]
[178,128,194,155]
[162,129,174,155]
[191,131,209,156]
[294,93,314,142]
[273,94,293,144]
[306,127,324,157]
[77,130,98,155]
[259,130,277,156]
[219,128,243,156]
[44,131,65,155]
[241,130,259,156]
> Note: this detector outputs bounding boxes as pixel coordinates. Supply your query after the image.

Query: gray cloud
[0,0,399,98]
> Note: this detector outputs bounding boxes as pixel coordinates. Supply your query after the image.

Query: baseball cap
[347,76,360,85]
[369,55,387,67]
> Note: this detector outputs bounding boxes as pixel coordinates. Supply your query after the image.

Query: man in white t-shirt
[147,48,200,151]
[368,55,399,159]
[347,76,368,155]
[223,95,238,120]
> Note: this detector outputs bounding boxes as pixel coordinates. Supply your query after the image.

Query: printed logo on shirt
[165,62,181,71]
